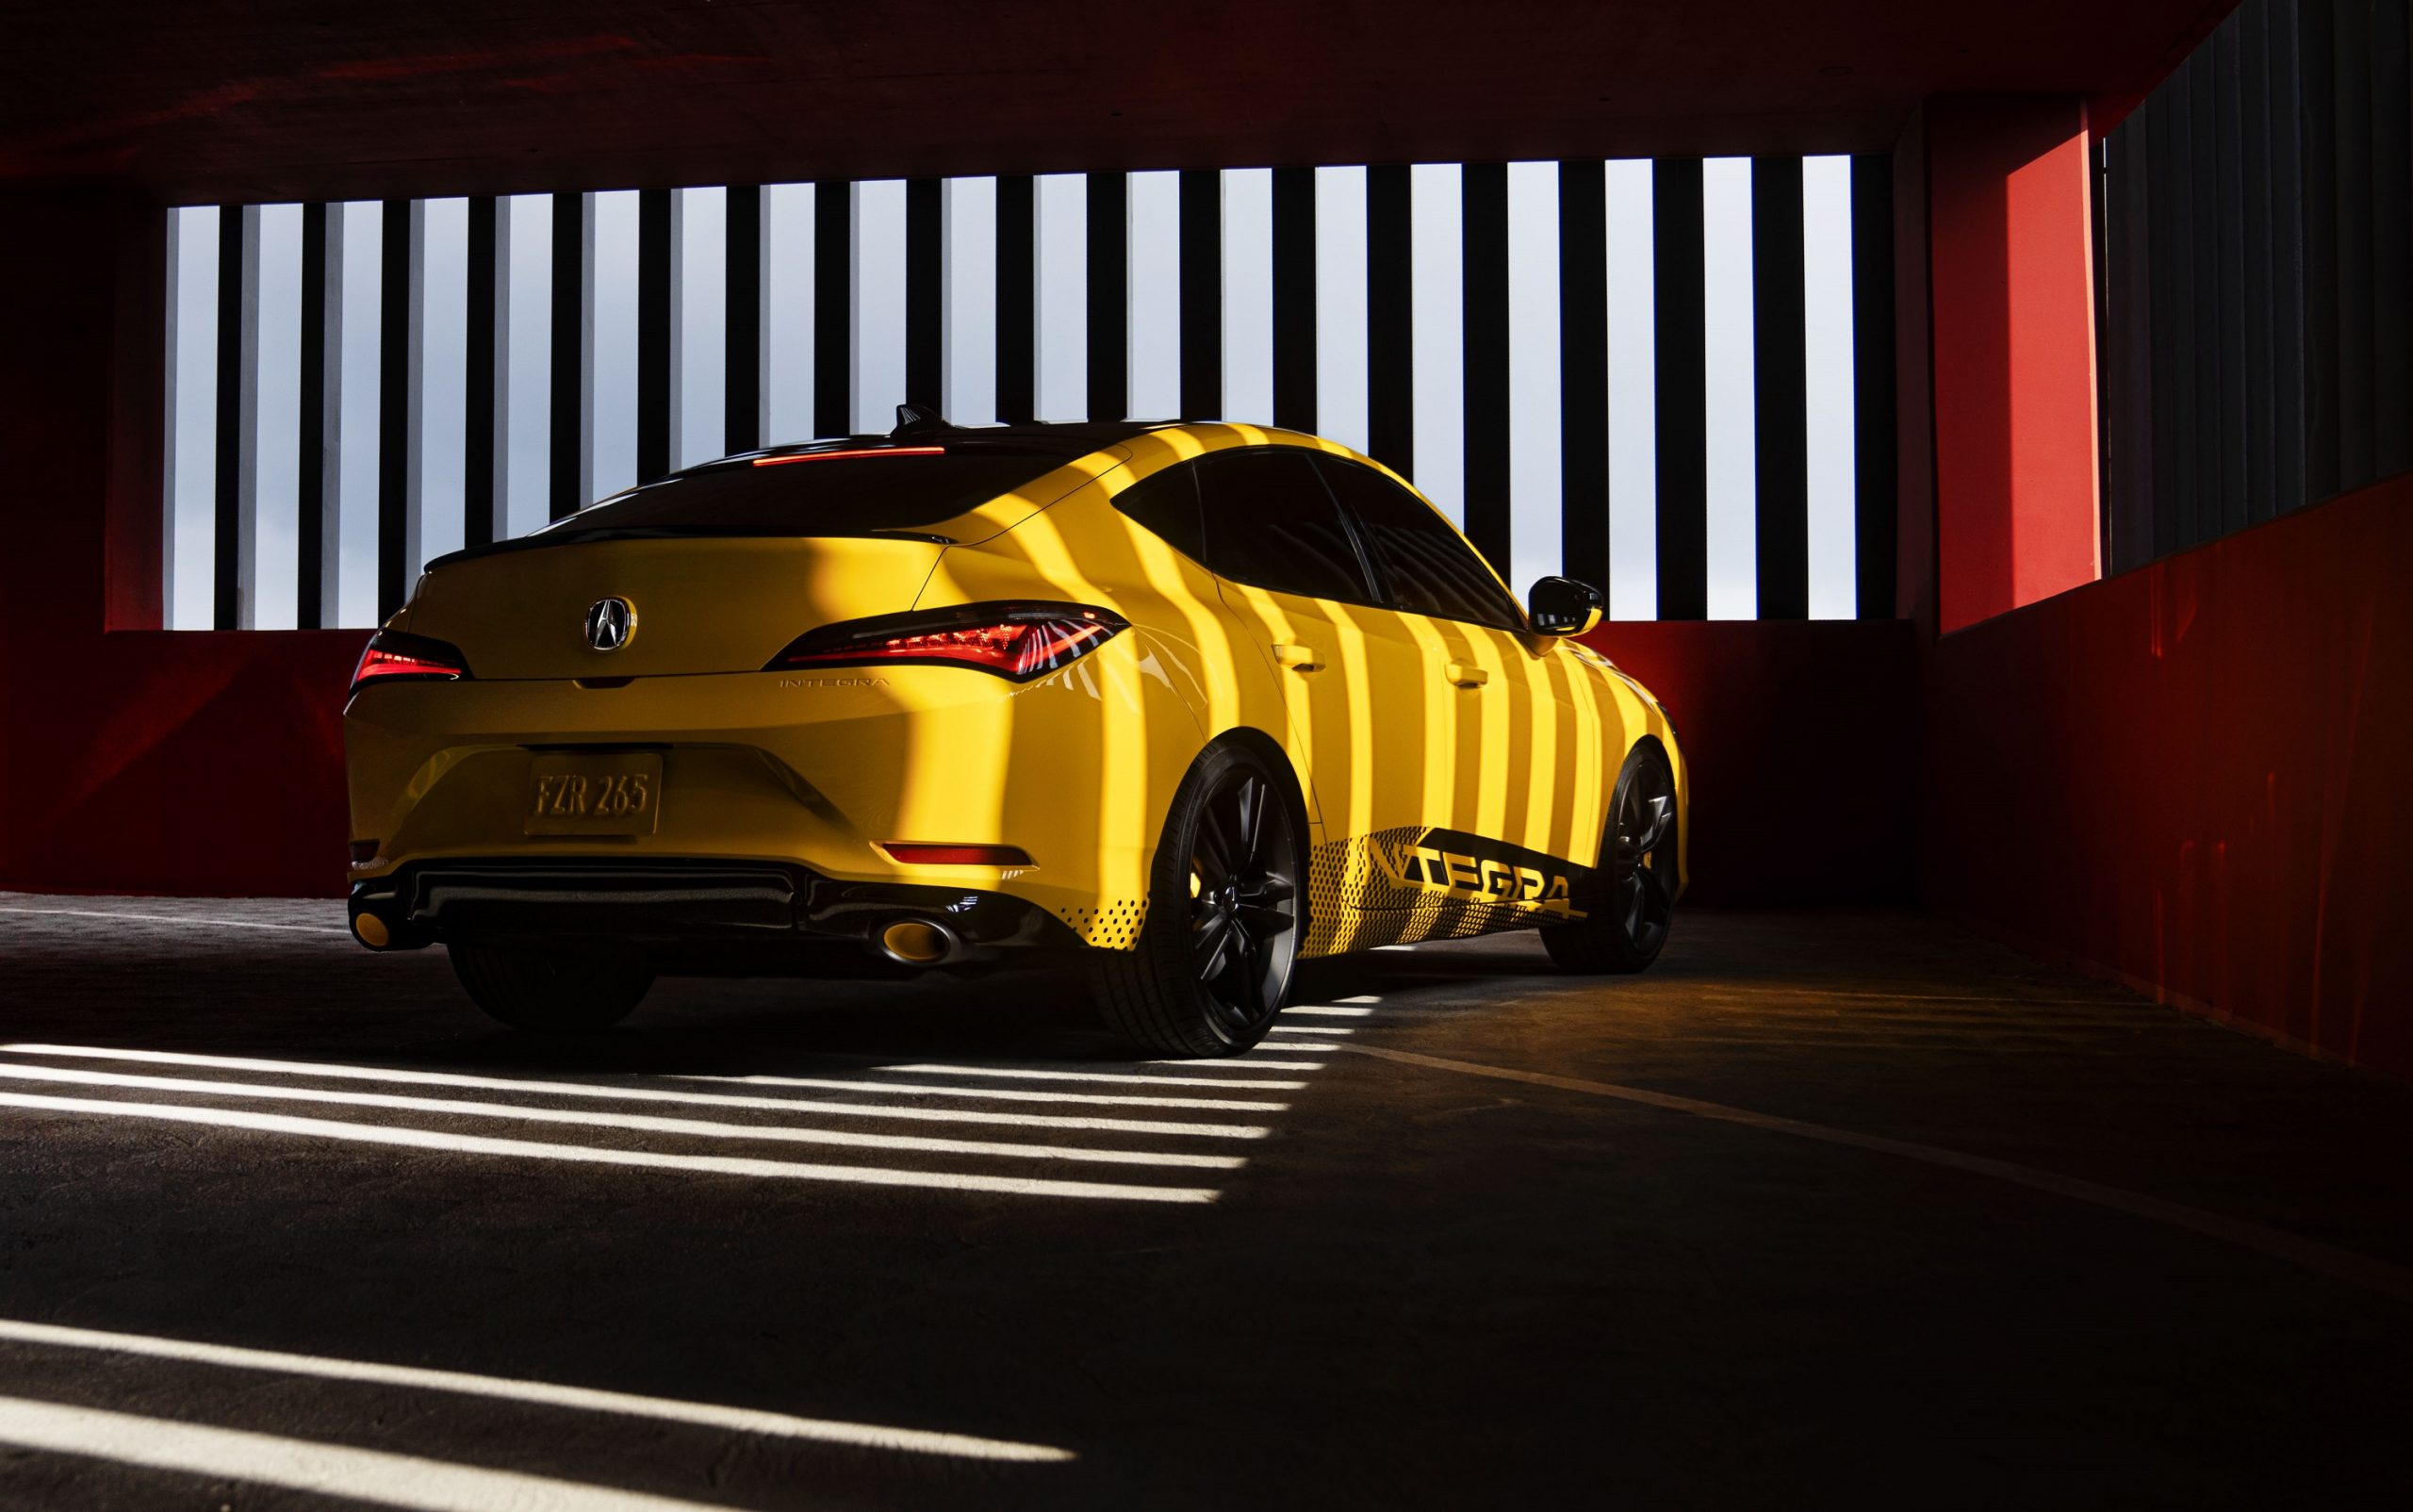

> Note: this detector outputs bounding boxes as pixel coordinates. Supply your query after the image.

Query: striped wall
[163,158,1896,631]
[2097,0,2413,573]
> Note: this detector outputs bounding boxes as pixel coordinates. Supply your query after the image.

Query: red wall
[0,630,359,897]
[1586,620,1915,906]
[0,195,396,899]
[1922,472,2413,1077]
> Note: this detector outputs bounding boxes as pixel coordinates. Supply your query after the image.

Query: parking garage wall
[1923,467,2413,1078]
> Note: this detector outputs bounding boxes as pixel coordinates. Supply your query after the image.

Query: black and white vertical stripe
[164,157,1895,630]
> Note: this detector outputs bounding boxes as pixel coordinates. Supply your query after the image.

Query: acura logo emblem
[583,597,636,652]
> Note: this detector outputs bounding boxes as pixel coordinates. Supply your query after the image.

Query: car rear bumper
[349,856,1087,970]
[342,657,1190,951]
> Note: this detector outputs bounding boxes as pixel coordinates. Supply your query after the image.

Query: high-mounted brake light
[765,601,1128,682]
[350,630,470,695]
[752,447,946,467]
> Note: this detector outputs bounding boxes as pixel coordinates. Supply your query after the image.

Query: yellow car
[343,413,1687,1055]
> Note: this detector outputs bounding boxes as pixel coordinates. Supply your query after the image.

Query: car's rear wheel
[449,941,654,1031]
[1540,744,1677,974]
[1091,741,1303,1058]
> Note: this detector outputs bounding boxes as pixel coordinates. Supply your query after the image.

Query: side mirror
[1528,576,1603,637]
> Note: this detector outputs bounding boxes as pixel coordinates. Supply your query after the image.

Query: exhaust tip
[352,912,394,950]
[878,918,958,966]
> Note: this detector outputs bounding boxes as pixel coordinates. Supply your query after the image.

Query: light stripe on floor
[1206,1046,1341,1060]
[676,1070,1288,1111]
[1342,1043,2413,1307]
[0,1064,1243,1170]
[0,1048,1277,1135]
[0,1092,1219,1204]
[1699,988,2145,1007]
[0,1319,1068,1462]
[0,1393,750,1512]
[1282,1006,1374,1018]
[1140,1058,1331,1071]
[874,1064,1307,1090]
[0,905,348,936]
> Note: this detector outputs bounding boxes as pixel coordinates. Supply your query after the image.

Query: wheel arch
[1619,731,1687,902]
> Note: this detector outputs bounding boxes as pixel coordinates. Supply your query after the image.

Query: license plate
[524,752,664,836]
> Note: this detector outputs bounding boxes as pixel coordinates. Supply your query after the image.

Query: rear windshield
[526,446,1069,546]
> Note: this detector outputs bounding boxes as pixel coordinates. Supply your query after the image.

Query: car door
[1312,457,1584,876]
[1190,447,1448,861]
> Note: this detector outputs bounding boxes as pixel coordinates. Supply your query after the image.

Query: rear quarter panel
[912,442,1288,934]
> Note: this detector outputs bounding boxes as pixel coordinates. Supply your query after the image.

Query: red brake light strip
[353,648,462,683]
[784,618,1111,678]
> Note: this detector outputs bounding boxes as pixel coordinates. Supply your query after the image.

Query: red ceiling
[1,1,2232,204]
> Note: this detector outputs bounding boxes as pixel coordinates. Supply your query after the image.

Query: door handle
[1271,644,1324,673]
[1445,663,1490,689]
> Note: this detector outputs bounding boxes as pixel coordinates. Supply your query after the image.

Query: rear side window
[527,446,1069,545]
[1315,457,1525,631]
[1110,461,1206,562]
[1196,450,1376,603]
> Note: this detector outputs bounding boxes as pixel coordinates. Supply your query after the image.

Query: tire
[448,941,654,1031]
[1540,743,1678,975]
[1090,740,1305,1058]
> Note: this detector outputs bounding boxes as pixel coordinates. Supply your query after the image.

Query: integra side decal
[1300,826,1603,957]
[1367,830,1589,919]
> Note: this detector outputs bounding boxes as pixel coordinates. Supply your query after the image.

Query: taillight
[350,630,471,695]
[765,601,1128,682]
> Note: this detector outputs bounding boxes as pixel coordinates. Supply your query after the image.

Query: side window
[1196,449,1377,603]
[1110,460,1206,563]
[1316,458,1526,631]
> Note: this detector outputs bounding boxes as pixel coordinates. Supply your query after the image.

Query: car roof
[423,420,1331,571]
[738,419,1177,466]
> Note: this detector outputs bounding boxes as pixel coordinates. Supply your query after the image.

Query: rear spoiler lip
[422,527,956,572]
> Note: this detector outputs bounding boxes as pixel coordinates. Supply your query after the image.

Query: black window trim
[1117,443,1534,637]
[1108,454,1207,565]
[1305,452,1532,635]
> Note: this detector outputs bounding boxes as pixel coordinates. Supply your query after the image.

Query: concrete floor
[0,896,2407,1510]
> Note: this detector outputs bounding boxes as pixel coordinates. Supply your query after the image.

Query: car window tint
[1110,460,1206,562]
[527,445,1068,542]
[1196,449,1375,603]
[1316,458,1526,630]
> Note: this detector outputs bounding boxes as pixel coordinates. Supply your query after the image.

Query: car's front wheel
[449,942,654,1031]
[1091,740,1304,1058]
[1540,743,1677,974]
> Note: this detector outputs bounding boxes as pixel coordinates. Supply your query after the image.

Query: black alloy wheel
[1604,751,1677,953]
[1185,764,1301,1037]
[1090,741,1304,1057]
[1541,745,1677,974]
